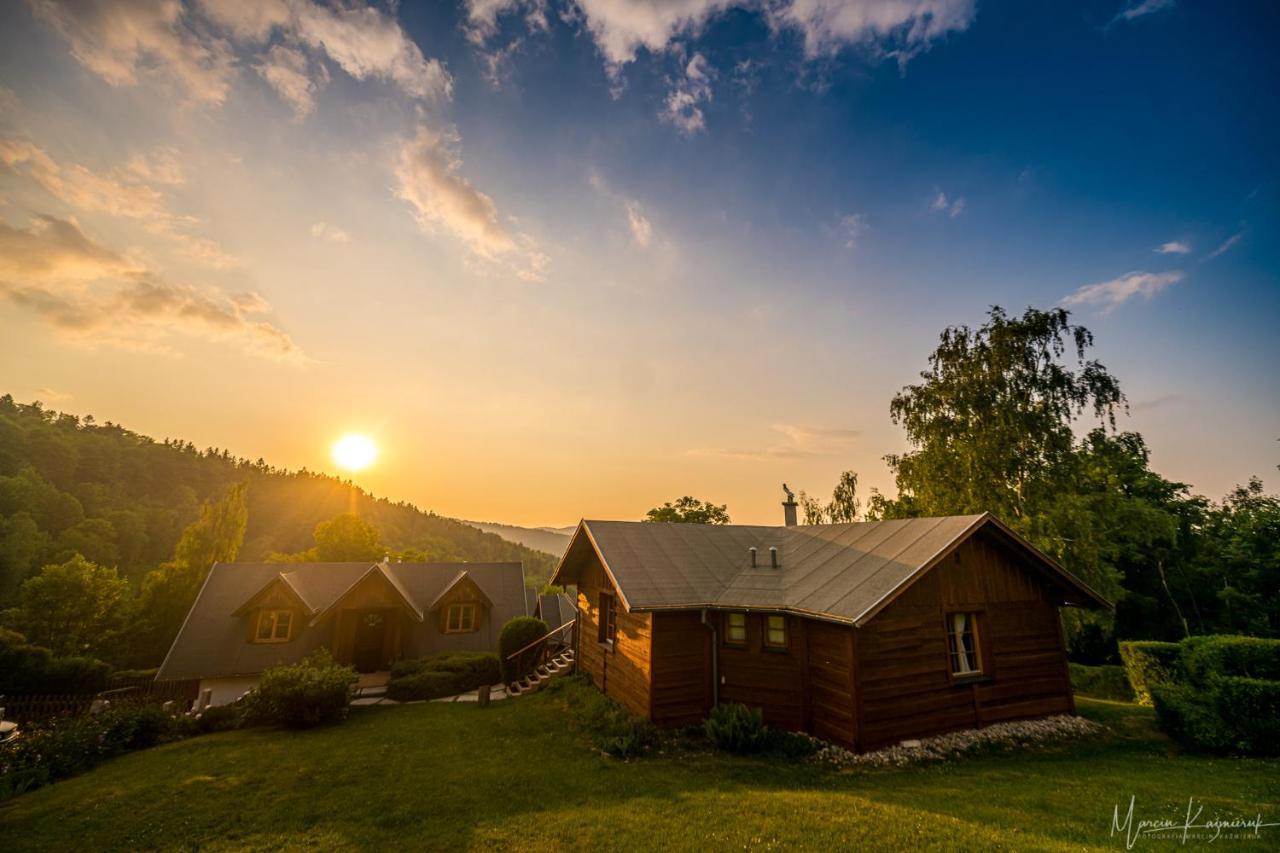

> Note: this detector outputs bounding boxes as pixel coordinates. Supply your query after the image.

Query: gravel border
[813,714,1105,768]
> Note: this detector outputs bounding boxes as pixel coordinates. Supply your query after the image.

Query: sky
[0,0,1276,527]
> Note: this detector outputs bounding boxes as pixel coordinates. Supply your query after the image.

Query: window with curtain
[947,611,982,675]
[764,614,787,649]
[725,612,746,645]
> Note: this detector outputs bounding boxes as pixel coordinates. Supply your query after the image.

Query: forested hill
[0,395,557,601]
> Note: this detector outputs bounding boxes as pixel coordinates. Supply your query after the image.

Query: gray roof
[159,561,526,680]
[537,593,577,629]
[553,513,1108,626]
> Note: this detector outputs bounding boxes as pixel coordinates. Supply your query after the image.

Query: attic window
[254,610,292,643]
[445,603,477,633]
[947,612,982,676]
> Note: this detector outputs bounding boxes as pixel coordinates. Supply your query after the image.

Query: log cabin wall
[854,529,1073,750]
[716,612,807,733]
[804,619,857,749]
[574,560,653,718]
[649,611,712,726]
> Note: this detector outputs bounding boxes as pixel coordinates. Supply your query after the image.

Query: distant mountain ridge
[466,520,572,557]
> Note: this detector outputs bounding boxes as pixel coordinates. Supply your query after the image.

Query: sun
[332,434,377,472]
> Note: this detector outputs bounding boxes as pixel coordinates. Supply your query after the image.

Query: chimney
[749,547,758,568]
[769,546,779,569]
[782,483,798,526]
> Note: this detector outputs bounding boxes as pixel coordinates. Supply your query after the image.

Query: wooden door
[353,610,388,672]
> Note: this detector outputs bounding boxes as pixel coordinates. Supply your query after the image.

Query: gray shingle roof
[554,513,1108,625]
[158,561,526,680]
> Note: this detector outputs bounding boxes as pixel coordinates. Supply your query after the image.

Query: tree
[269,513,385,562]
[3,554,130,657]
[1197,478,1280,636]
[644,496,731,524]
[131,482,248,665]
[799,471,861,524]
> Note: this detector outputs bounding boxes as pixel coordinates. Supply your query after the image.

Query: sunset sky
[0,0,1276,527]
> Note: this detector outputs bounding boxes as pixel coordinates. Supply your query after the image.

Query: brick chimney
[782,483,798,526]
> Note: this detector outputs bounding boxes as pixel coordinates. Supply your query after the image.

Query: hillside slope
[0,395,556,600]
[464,520,571,557]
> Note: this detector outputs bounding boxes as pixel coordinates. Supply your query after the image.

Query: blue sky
[0,0,1276,525]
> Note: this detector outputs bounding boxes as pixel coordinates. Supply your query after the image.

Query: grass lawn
[1,687,1276,851]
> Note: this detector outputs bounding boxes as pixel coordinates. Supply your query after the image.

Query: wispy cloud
[34,387,71,403]
[310,222,350,244]
[661,52,714,134]
[1110,0,1175,26]
[0,214,303,361]
[1156,240,1190,255]
[1205,230,1244,260]
[838,213,867,248]
[395,125,546,281]
[688,423,859,460]
[589,172,655,248]
[1062,269,1184,313]
[930,190,964,218]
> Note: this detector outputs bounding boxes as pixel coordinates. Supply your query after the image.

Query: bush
[385,652,500,701]
[245,650,356,728]
[193,702,244,734]
[1212,677,1280,756]
[547,674,657,758]
[1069,663,1135,701]
[1119,641,1181,706]
[1180,636,1280,685]
[1151,685,1230,753]
[0,630,110,695]
[765,727,820,758]
[705,703,769,754]
[106,668,159,687]
[386,671,464,702]
[499,616,550,684]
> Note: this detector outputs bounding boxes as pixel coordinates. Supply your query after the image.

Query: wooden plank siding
[575,561,653,718]
[716,613,807,733]
[853,529,1074,750]
[650,612,711,727]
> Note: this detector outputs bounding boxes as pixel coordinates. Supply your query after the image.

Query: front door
[353,610,387,672]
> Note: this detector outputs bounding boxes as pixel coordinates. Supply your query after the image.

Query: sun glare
[332,434,377,472]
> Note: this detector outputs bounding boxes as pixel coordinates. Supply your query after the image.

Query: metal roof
[552,513,1109,626]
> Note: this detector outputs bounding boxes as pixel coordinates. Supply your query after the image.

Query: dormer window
[254,609,293,643]
[445,602,477,633]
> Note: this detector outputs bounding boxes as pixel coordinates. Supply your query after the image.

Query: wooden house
[550,511,1108,752]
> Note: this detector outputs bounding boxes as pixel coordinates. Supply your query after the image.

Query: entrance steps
[508,648,575,696]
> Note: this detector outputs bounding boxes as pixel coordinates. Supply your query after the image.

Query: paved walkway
[350,685,510,707]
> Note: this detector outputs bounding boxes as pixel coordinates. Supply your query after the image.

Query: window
[254,609,292,643]
[597,591,617,647]
[725,612,747,646]
[947,612,982,676]
[445,603,477,633]
[764,615,787,649]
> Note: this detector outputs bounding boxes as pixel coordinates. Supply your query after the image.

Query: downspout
[701,608,719,708]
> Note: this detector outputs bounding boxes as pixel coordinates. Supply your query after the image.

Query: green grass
[2,688,1276,851]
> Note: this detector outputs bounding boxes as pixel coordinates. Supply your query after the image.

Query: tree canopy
[2,554,130,658]
[645,496,731,524]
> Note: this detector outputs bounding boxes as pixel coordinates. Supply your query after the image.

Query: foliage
[545,674,658,757]
[0,628,110,696]
[799,471,860,524]
[1,695,1278,849]
[243,650,356,729]
[385,651,500,701]
[1194,478,1280,637]
[644,496,730,525]
[498,616,550,683]
[1068,663,1135,702]
[2,555,131,658]
[192,701,245,734]
[704,702,770,754]
[1179,634,1280,683]
[269,513,384,563]
[1118,641,1182,707]
[1211,676,1280,755]
[0,704,190,800]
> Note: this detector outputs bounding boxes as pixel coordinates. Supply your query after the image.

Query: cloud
[395,125,546,280]
[310,222,350,243]
[1155,240,1190,255]
[625,202,652,247]
[930,190,964,217]
[838,213,867,248]
[34,387,71,403]
[771,0,976,60]
[1205,230,1244,260]
[0,213,303,361]
[661,52,714,134]
[26,0,235,104]
[1110,0,1175,26]
[688,423,859,460]
[254,43,324,117]
[1061,269,1183,313]
[1,137,237,269]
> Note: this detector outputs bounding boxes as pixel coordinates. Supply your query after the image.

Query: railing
[504,620,576,686]
[1,680,200,724]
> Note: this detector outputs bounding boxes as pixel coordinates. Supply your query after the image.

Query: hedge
[1118,640,1181,706]
[385,652,500,702]
[499,617,550,684]
[1180,635,1280,685]
[0,629,111,696]
[1068,663,1135,702]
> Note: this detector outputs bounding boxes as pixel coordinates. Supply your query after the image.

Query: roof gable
[551,513,1109,625]
[311,564,425,626]
[428,570,494,610]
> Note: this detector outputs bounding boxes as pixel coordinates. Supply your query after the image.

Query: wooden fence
[1,680,200,724]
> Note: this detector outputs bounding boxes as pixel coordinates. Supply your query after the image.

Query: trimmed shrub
[1180,636,1280,685]
[1069,663,1135,702]
[385,652,500,701]
[245,650,356,728]
[705,703,769,754]
[1151,685,1230,753]
[499,616,550,684]
[193,702,244,734]
[1213,677,1280,756]
[0,630,110,696]
[1119,641,1181,706]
